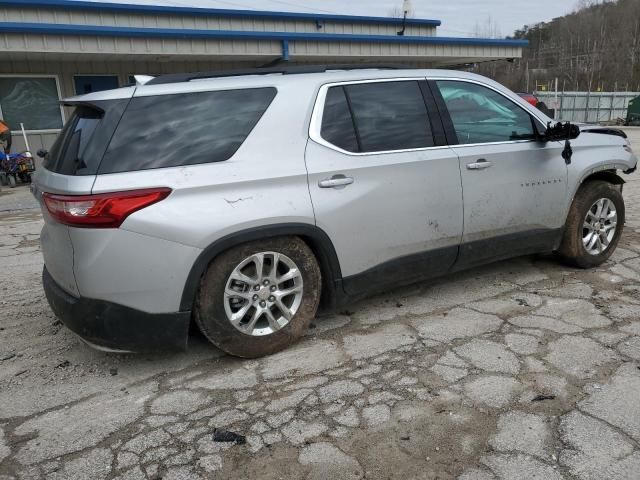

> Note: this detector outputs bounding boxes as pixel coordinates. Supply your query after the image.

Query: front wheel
[557,180,625,268]
[195,236,321,358]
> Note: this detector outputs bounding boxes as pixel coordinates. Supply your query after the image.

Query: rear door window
[320,81,434,153]
[321,87,359,153]
[347,81,434,152]
[98,88,276,174]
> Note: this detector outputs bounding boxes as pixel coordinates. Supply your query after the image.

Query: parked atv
[0,152,35,187]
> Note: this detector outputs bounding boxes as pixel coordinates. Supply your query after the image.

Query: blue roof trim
[0,0,442,27]
[0,22,529,47]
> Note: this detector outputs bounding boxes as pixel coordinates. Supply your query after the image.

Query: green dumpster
[628,95,640,126]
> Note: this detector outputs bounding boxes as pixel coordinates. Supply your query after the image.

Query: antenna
[397,0,413,36]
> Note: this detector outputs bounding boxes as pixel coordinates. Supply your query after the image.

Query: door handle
[466,159,493,170]
[318,175,354,189]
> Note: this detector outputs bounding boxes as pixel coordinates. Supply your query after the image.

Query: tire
[557,180,625,268]
[195,236,321,358]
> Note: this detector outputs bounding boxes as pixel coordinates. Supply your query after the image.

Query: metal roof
[0,22,529,48]
[0,0,443,26]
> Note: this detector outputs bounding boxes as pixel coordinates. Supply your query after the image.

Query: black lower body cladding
[42,267,191,352]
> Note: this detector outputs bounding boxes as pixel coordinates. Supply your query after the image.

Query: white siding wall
[0,32,521,62]
[0,6,437,37]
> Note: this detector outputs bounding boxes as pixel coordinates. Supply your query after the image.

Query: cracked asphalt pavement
[1,129,640,480]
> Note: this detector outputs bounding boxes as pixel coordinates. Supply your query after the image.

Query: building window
[74,75,119,95]
[0,76,64,131]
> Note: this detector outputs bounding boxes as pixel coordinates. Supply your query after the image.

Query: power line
[260,0,343,15]
[156,0,258,10]
[438,28,478,36]
[165,0,344,15]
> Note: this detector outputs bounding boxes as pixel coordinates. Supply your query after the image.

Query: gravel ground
[1,129,640,480]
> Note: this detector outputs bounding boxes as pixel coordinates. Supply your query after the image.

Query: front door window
[436,80,535,144]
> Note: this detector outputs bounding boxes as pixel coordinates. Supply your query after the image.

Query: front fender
[564,135,637,219]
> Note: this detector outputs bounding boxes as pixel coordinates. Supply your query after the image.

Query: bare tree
[388,0,414,18]
[473,15,503,39]
[475,0,640,92]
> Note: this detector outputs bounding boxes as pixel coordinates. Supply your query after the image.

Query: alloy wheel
[223,252,304,336]
[582,197,617,255]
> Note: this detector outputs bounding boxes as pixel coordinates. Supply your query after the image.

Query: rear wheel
[557,180,624,268]
[195,236,321,358]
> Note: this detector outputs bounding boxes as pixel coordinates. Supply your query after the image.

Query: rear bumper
[43,267,191,352]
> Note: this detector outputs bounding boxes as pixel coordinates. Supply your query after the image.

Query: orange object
[0,120,9,135]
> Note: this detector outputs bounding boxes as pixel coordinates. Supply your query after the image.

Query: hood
[578,126,627,139]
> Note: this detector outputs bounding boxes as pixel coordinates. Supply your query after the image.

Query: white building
[0,0,527,153]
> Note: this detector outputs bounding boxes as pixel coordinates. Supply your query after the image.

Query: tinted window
[44,107,102,175]
[437,81,535,144]
[43,99,129,176]
[99,88,276,174]
[345,81,433,152]
[321,87,359,152]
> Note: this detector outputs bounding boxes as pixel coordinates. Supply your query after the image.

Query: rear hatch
[33,90,133,295]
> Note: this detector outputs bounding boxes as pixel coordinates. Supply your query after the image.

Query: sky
[92,0,578,37]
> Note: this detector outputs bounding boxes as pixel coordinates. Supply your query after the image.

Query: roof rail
[145,64,409,85]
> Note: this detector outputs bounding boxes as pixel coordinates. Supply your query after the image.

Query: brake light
[43,188,171,228]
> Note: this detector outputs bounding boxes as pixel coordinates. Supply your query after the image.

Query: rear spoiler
[59,100,106,113]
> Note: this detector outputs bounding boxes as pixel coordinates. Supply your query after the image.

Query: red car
[517,92,539,107]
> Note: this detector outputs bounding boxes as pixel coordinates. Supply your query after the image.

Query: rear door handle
[318,175,354,188]
[466,159,493,170]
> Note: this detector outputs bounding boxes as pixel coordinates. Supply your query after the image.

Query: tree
[473,16,502,39]
[388,0,414,18]
[474,0,640,92]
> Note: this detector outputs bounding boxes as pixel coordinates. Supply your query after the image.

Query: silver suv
[34,66,638,358]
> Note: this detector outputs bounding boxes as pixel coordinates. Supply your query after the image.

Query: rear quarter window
[98,87,277,174]
[44,100,129,176]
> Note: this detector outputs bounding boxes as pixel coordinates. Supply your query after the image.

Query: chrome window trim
[309,76,551,156]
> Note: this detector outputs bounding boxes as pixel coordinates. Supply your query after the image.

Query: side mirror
[543,122,580,165]
[36,149,48,159]
[544,122,580,142]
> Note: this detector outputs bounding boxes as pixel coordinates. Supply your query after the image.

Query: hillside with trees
[475,0,640,92]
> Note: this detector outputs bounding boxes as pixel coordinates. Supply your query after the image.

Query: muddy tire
[557,180,625,268]
[195,236,321,358]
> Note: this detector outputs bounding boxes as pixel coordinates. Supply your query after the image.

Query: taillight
[43,188,171,228]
